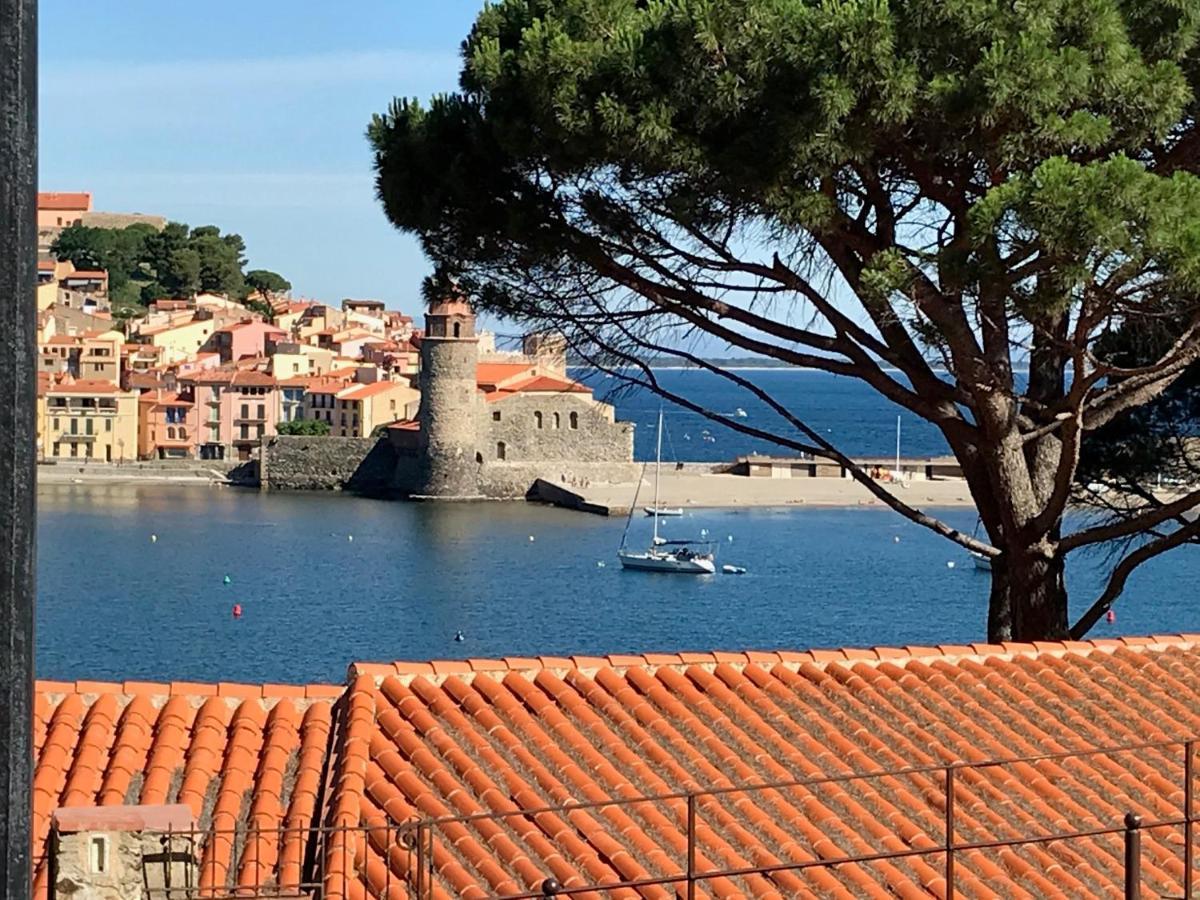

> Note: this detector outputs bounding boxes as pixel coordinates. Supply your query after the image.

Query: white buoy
[947,561,956,569]
[150,534,158,543]
[727,535,734,542]
[893,536,901,543]
[223,575,231,585]
[597,561,606,568]
[529,535,535,542]
[347,535,353,542]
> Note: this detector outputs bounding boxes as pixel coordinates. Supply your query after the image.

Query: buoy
[893,536,901,543]
[347,535,353,542]
[529,535,535,542]
[232,604,243,619]
[454,630,465,642]
[596,561,606,568]
[946,561,956,569]
[1106,609,1116,623]
[223,575,231,585]
[727,535,734,542]
[150,534,158,543]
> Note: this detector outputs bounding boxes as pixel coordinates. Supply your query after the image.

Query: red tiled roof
[475,362,533,388]
[334,636,1200,899]
[386,419,420,431]
[31,681,338,899]
[46,379,122,395]
[338,381,407,401]
[230,370,276,387]
[37,260,56,271]
[62,270,106,280]
[37,192,91,211]
[30,636,1200,900]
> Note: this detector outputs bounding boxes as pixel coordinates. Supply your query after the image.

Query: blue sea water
[578,368,951,462]
[34,369,1200,684]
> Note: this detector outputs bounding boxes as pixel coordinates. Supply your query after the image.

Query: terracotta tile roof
[31,636,1200,900]
[230,370,276,387]
[46,379,122,395]
[386,419,420,431]
[337,381,406,401]
[476,362,534,388]
[38,191,91,211]
[37,259,56,271]
[62,270,107,280]
[333,635,1200,899]
[31,680,339,900]
[507,374,590,394]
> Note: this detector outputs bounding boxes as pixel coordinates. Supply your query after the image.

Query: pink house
[186,369,281,461]
[204,319,287,363]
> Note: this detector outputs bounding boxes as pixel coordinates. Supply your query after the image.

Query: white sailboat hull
[618,550,716,574]
[644,507,683,517]
[971,552,992,571]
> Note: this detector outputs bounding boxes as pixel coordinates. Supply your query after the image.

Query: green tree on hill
[371,0,1200,641]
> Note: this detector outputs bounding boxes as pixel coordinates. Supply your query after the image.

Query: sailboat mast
[653,408,663,543]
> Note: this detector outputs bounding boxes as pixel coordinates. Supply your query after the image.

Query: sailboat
[619,410,716,574]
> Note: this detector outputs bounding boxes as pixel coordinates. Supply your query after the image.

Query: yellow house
[332,380,420,437]
[138,317,222,365]
[43,379,138,463]
[269,344,336,378]
[78,329,124,384]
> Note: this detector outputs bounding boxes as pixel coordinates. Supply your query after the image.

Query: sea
[37,369,1200,684]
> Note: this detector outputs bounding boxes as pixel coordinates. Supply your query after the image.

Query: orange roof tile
[46,379,122,395]
[475,362,534,388]
[29,636,1200,900]
[37,191,91,211]
[62,270,106,280]
[37,259,56,271]
[337,381,407,400]
[331,635,1200,899]
[31,680,338,900]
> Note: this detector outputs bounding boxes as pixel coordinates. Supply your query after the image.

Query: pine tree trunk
[986,547,1070,642]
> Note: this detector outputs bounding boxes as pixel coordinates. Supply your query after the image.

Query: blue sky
[39,1,486,315]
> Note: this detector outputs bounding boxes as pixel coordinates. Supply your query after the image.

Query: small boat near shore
[644,506,683,517]
[970,551,992,571]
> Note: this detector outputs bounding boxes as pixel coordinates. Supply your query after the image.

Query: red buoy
[1105,609,1115,624]
[232,603,243,619]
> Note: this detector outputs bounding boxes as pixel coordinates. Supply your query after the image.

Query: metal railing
[48,738,1200,899]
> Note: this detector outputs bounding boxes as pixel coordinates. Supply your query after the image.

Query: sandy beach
[582,472,976,510]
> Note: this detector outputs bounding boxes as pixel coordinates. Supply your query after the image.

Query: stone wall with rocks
[477,393,633,464]
[260,435,397,494]
[478,460,640,499]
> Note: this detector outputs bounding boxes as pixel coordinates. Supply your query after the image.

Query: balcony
[58,433,96,443]
[233,415,267,425]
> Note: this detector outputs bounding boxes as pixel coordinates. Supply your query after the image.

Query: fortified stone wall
[476,393,633,464]
[417,339,480,496]
[261,435,397,494]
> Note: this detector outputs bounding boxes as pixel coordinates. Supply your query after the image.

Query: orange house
[37,191,92,229]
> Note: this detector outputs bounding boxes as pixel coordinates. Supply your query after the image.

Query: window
[84,443,93,458]
[453,322,461,338]
[475,452,483,464]
[70,419,77,434]
[70,443,78,457]
[239,425,249,440]
[340,414,347,426]
[257,403,265,419]
[570,411,578,430]
[255,425,263,439]
[553,412,561,429]
[85,418,93,436]
[89,835,108,874]
[52,418,59,430]
[534,411,543,429]
[496,441,506,460]
[240,403,249,418]
[179,428,187,440]
[492,410,501,422]
[167,427,176,440]
[104,418,111,433]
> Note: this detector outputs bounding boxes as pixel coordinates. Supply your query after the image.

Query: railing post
[1187,741,1194,899]
[414,822,425,900]
[686,792,696,900]
[1125,812,1142,900]
[945,766,955,900]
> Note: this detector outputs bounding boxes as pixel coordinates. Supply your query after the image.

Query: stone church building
[390,296,636,498]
